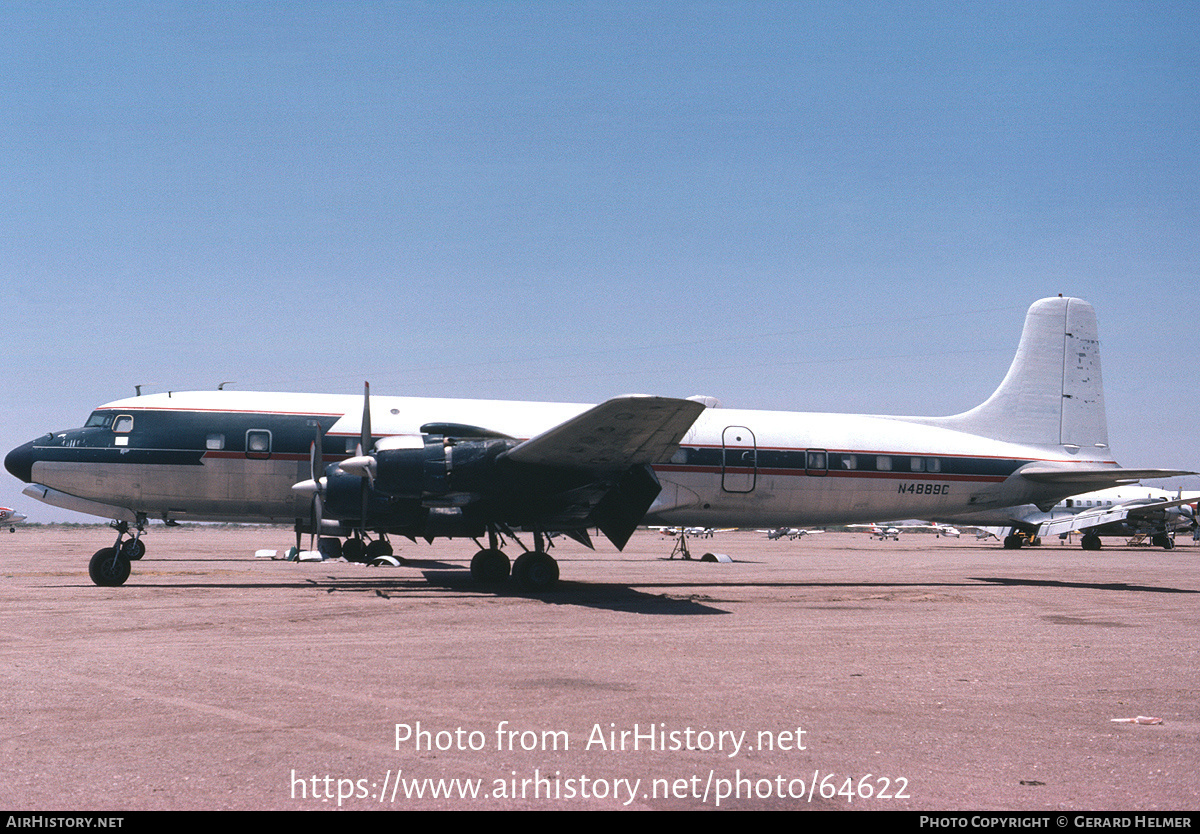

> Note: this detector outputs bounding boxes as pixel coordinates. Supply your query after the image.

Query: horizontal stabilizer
[503,395,705,471]
[1017,464,1194,488]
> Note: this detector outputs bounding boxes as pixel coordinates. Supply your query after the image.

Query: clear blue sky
[2,1,1196,521]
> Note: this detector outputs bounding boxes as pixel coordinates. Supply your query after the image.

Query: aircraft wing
[1037,496,1198,538]
[1016,464,1194,488]
[502,395,706,470]
[497,395,706,550]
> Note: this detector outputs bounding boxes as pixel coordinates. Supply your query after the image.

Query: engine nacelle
[373,436,517,500]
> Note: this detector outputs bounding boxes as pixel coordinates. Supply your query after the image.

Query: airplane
[5,296,1192,590]
[1035,486,1198,550]
[943,485,1199,550]
[0,507,26,532]
[762,527,822,540]
[848,521,962,540]
[847,523,901,540]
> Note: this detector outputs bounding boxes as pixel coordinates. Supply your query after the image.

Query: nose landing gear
[87,517,147,587]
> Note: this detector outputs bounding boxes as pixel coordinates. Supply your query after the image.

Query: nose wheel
[89,547,131,586]
[87,517,146,586]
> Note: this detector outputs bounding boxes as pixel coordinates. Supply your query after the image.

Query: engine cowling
[373,436,518,501]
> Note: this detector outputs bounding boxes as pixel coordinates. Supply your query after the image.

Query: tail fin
[922,297,1109,451]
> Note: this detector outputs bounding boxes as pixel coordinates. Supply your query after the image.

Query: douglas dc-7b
[5,296,1189,590]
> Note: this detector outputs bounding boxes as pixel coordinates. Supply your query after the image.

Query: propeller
[290,420,327,553]
[291,384,375,550]
[337,382,377,529]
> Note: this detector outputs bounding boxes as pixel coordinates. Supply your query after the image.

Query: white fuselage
[15,389,1108,530]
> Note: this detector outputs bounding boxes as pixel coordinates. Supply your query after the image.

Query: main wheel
[342,538,367,563]
[89,548,131,587]
[512,551,559,591]
[470,548,510,584]
[365,539,394,561]
[1081,533,1102,551]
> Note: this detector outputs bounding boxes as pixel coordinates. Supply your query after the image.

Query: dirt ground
[0,526,1196,810]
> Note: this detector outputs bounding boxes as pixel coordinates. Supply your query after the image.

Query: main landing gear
[469,527,559,591]
[88,517,147,587]
[333,533,397,565]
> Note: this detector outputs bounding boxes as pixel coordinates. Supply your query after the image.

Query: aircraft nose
[5,441,36,484]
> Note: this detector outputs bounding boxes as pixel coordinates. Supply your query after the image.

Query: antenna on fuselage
[134,385,142,396]
[218,381,235,390]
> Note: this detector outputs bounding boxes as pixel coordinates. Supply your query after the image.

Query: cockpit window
[85,413,113,429]
[113,415,134,433]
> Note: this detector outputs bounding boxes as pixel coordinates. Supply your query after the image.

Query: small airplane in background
[6,296,1192,589]
[849,523,902,540]
[0,507,26,532]
[762,527,823,540]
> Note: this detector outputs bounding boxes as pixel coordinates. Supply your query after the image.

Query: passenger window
[927,458,941,473]
[207,434,225,450]
[910,457,925,472]
[876,456,892,471]
[246,430,271,455]
[840,454,857,470]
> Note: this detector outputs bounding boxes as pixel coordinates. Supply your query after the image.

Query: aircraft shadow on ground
[971,576,1198,595]
[45,562,1196,613]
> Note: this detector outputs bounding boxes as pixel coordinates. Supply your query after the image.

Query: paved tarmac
[0,526,1196,811]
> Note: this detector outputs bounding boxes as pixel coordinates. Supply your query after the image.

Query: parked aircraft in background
[849,523,902,540]
[762,527,823,540]
[1035,486,1198,550]
[0,507,26,532]
[948,485,1198,549]
[5,296,1190,589]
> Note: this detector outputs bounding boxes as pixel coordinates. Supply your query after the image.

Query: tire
[512,551,559,591]
[342,538,367,563]
[365,539,394,561]
[89,548,131,587]
[470,548,510,583]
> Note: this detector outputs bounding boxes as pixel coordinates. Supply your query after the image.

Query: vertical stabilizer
[924,297,1109,450]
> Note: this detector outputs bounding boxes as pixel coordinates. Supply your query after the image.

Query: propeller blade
[310,422,324,484]
[310,491,323,553]
[359,381,372,457]
[357,382,374,530]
